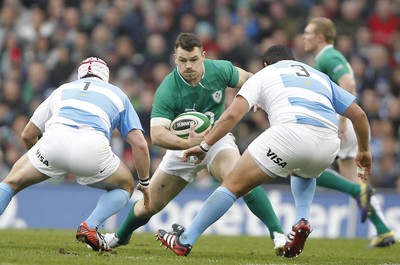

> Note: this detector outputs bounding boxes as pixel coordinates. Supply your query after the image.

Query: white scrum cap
[78,57,110,82]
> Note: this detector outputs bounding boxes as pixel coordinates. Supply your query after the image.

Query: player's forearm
[126,130,151,179]
[21,121,41,150]
[344,104,370,152]
[205,96,248,145]
[151,128,190,150]
[204,117,233,146]
[353,115,370,152]
[132,147,151,180]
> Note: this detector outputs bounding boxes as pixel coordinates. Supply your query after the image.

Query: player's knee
[3,179,21,194]
[142,201,166,217]
[124,185,134,195]
[122,179,135,195]
[223,180,249,198]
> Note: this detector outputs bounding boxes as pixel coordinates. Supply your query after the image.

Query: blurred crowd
[0,0,400,191]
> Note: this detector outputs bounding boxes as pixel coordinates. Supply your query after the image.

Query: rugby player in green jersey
[303,17,395,247]
[103,33,287,254]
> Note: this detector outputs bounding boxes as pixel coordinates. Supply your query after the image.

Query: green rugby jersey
[151,59,239,124]
[314,44,354,84]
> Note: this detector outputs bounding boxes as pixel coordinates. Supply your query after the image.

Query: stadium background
[0,0,399,239]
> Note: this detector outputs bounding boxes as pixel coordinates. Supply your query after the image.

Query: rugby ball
[170,112,211,138]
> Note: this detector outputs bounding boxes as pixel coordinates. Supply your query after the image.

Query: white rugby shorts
[28,123,120,185]
[337,117,358,159]
[158,133,238,182]
[248,123,341,179]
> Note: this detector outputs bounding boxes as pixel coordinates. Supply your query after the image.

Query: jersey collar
[315,44,333,61]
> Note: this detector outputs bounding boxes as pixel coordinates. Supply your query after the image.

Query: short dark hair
[262,45,295,65]
[174,33,203,52]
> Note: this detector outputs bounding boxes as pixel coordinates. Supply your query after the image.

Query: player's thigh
[3,154,50,193]
[89,161,134,193]
[207,133,240,182]
[150,168,188,205]
[209,147,240,182]
[337,158,358,182]
[222,149,273,198]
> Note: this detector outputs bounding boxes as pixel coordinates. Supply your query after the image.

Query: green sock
[318,170,391,234]
[316,169,360,197]
[116,201,150,243]
[243,186,283,239]
[368,196,391,234]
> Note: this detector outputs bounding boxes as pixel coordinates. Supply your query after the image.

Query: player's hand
[182,146,206,165]
[187,122,211,147]
[355,151,372,181]
[137,183,150,210]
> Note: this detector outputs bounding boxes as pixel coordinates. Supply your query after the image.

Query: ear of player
[169,112,210,138]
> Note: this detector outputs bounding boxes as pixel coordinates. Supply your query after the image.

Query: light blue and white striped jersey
[238,60,356,132]
[30,77,143,140]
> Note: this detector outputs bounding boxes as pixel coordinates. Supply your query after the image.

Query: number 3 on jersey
[291,64,310,77]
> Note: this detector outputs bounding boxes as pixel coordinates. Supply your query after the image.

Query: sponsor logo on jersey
[266,148,287,168]
[212,90,222,103]
[36,149,49,166]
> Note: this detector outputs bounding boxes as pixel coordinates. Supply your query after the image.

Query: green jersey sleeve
[315,47,352,84]
[211,59,240,88]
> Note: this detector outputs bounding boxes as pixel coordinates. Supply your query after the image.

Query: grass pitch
[0,229,398,265]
